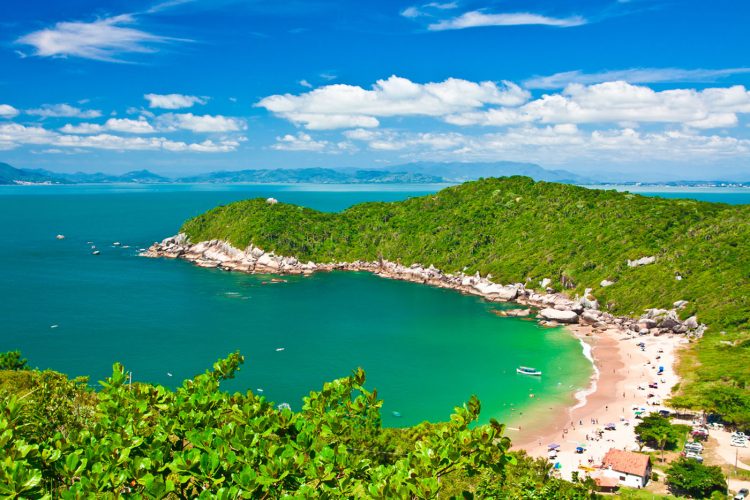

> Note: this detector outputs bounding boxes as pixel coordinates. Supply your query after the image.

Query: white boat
[55,234,65,240]
[92,250,100,255]
[516,366,542,376]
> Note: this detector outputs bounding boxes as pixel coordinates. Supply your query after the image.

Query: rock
[600,279,615,287]
[472,282,518,301]
[580,311,601,324]
[684,316,699,329]
[502,308,531,318]
[673,300,689,309]
[540,278,552,288]
[627,256,656,267]
[638,318,657,329]
[539,308,579,324]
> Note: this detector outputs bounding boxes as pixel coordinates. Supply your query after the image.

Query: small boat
[113,242,121,247]
[516,366,542,376]
[392,411,402,417]
[56,234,65,240]
[275,347,285,352]
[92,250,100,255]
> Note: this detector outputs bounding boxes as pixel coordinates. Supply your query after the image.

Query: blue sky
[1,0,750,180]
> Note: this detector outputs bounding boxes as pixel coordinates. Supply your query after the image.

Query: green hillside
[182,177,750,425]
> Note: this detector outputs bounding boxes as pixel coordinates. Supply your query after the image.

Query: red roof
[601,449,650,477]
[594,476,620,488]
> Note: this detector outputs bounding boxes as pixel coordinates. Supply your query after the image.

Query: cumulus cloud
[16,14,178,62]
[156,113,245,132]
[445,81,750,129]
[428,11,587,31]
[26,103,102,119]
[144,93,207,109]
[0,105,20,118]
[257,75,530,130]
[60,117,155,134]
[525,67,750,89]
[0,122,239,152]
[271,132,329,151]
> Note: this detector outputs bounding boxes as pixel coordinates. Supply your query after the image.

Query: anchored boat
[516,366,542,376]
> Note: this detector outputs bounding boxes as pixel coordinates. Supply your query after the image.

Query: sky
[1,0,750,180]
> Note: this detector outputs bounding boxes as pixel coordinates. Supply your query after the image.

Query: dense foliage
[0,353,597,498]
[0,350,28,371]
[181,176,750,425]
[665,458,727,498]
[635,415,683,451]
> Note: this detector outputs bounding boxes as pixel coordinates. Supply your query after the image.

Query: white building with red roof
[599,448,652,489]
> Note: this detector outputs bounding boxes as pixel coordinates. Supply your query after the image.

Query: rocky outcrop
[627,256,656,267]
[539,308,579,324]
[143,234,706,337]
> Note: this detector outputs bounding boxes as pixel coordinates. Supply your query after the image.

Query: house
[600,449,652,488]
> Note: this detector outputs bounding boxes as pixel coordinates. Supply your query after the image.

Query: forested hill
[182,176,750,424]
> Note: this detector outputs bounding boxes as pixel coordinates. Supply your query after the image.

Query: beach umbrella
[554,462,562,469]
[548,443,560,450]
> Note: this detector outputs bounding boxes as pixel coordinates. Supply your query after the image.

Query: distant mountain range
[1,161,747,186]
[0,161,591,185]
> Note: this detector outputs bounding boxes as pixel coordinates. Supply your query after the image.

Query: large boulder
[539,308,579,324]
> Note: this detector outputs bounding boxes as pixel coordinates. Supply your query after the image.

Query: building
[600,449,652,488]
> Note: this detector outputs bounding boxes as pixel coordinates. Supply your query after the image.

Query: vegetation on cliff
[0,353,595,498]
[182,176,750,425]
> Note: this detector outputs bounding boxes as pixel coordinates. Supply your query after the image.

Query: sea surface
[1,183,745,427]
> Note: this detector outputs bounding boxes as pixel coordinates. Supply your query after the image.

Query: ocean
[2,183,745,427]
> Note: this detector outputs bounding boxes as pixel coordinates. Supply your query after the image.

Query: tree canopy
[0,352,597,498]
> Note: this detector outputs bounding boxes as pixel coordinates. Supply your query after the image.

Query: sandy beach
[511,324,688,480]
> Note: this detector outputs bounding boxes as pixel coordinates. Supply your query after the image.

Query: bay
[7,181,741,428]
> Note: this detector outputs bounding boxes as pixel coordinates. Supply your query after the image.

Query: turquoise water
[4,182,743,427]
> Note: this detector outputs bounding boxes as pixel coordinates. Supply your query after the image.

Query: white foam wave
[570,338,599,414]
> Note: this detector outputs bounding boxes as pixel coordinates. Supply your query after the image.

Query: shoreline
[143,235,702,463]
[512,323,687,479]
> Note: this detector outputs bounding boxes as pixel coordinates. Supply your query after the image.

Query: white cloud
[157,113,245,132]
[27,103,102,119]
[299,79,313,88]
[344,128,465,151]
[401,2,462,18]
[257,75,530,130]
[0,122,239,152]
[61,117,155,134]
[525,67,750,89]
[0,105,20,118]
[428,11,587,31]
[16,14,177,62]
[271,132,328,151]
[144,93,207,109]
[342,126,750,165]
[446,81,750,129]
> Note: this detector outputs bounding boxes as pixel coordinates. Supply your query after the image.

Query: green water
[0,183,593,426]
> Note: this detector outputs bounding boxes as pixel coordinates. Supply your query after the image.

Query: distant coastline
[3,160,748,188]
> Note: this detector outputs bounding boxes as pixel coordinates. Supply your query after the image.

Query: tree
[635,414,682,459]
[666,457,727,498]
[0,351,28,371]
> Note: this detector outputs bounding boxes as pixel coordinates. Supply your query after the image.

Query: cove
[0,183,591,427]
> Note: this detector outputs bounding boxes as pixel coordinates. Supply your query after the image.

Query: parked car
[684,452,704,462]
[684,442,704,453]
[735,487,749,499]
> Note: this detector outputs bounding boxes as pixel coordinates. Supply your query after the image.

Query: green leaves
[0,352,598,497]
